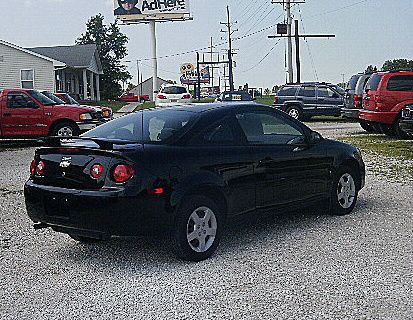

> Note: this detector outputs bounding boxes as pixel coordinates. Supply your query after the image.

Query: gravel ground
[1,122,412,320]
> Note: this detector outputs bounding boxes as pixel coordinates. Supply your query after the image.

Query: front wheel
[51,121,80,137]
[330,167,359,216]
[171,195,222,261]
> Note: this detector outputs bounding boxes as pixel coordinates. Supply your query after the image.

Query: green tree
[76,14,131,99]
[365,65,378,74]
[381,59,413,72]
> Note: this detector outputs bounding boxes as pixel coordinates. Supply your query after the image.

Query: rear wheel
[330,166,359,216]
[171,195,222,261]
[394,118,413,140]
[286,105,303,120]
[51,121,80,137]
[69,234,102,244]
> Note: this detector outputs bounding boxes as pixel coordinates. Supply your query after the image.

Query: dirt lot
[0,121,411,320]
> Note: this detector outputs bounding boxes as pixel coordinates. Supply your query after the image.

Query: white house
[0,40,103,101]
[0,39,64,92]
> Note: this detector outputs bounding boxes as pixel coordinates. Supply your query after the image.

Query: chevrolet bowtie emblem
[60,156,72,168]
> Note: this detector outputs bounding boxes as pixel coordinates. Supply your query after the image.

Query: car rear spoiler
[41,136,138,150]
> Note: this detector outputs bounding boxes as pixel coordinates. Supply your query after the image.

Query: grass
[338,134,413,161]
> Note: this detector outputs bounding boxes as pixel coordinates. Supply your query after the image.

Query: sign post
[114,0,192,101]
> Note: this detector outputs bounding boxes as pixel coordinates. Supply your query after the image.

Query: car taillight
[102,110,111,118]
[182,94,191,99]
[354,95,362,108]
[90,164,104,179]
[158,94,167,99]
[274,96,279,104]
[112,164,134,183]
[36,161,45,175]
[30,160,36,175]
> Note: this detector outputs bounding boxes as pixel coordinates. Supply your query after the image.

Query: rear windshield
[346,74,362,90]
[83,109,197,144]
[28,90,56,105]
[365,74,382,91]
[161,86,187,94]
[355,76,370,94]
[277,86,297,96]
[387,75,413,91]
[42,92,65,104]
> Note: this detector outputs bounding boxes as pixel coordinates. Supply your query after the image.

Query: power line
[298,5,318,81]
[240,39,282,73]
[306,0,370,19]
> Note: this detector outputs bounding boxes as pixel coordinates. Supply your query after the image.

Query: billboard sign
[180,63,210,85]
[114,0,191,21]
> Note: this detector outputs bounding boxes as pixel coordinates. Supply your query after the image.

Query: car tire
[359,120,376,133]
[171,195,222,262]
[330,166,359,216]
[51,121,80,137]
[394,118,413,140]
[140,99,145,103]
[286,105,303,120]
[69,234,102,244]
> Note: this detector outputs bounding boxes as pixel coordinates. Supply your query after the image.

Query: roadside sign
[180,64,210,85]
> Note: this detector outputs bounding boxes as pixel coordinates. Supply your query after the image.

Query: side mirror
[309,131,322,144]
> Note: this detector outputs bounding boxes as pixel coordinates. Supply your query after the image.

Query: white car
[155,85,192,107]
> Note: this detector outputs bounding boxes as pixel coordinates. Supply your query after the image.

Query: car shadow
[54,200,372,271]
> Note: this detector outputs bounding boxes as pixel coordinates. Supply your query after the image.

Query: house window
[21,69,34,89]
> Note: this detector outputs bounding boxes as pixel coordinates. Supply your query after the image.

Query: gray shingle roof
[26,44,100,71]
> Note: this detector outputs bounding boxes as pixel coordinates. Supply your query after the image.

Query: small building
[28,44,103,101]
[0,39,64,92]
[129,76,170,99]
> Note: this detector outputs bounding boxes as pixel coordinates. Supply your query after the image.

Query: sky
[0,0,412,90]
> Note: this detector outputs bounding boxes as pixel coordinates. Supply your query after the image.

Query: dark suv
[273,82,344,120]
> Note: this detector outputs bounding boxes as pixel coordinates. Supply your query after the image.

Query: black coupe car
[25,103,365,261]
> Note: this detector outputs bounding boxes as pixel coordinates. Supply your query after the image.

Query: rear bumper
[24,180,172,238]
[359,110,398,124]
[341,108,360,119]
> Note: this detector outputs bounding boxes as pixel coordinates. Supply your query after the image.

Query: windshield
[28,90,57,105]
[161,86,188,94]
[83,109,197,144]
[41,91,65,104]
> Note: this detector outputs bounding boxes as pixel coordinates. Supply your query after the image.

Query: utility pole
[220,5,237,92]
[269,18,335,83]
[273,0,305,83]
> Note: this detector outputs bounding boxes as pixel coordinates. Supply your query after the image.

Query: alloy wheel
[57,126,74,137]
[288,108,300,119]
[337,173,356,209]
[186,206,217,253]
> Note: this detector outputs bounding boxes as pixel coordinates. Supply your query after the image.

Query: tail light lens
[112,164,134,183]
[30,160,36,175]
[182,94,191,99]
[354,95,362,108]
[90,164,104,179]
[274,96,279,104]
[36,161,45,175]
[157,94,167,100]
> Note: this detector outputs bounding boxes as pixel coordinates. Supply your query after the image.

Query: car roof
[141,102,266,114]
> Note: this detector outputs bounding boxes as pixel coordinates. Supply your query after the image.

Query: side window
[387,75,413,91]
[236,112,305,145]
[7,92,34,108]
[318,87,336,98]
[278,86,297,96]
[193,119,238,145]
[298,86,316,97]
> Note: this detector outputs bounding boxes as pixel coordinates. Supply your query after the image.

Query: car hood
[53,104,96,113]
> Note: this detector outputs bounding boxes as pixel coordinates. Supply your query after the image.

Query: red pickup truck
[0,89,106,138]
[118,92,150,103]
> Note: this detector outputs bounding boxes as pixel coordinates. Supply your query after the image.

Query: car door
[1,91,46,137]
[234,108,330,209]
[297,85,317,111]
[317,86,343,112]
[185,113,256,216]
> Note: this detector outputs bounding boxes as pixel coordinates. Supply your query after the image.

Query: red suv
[359,71,413,139]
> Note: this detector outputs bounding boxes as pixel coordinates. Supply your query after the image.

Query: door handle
[3,113,11,117]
